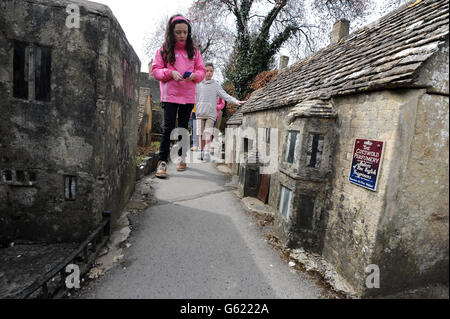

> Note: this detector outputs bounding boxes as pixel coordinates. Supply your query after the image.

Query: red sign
[349,139,385,191]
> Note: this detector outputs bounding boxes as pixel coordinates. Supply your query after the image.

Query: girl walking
[195,63,245,161]
[152,14,206,178]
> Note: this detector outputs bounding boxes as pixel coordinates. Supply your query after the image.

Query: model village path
[78,162,325,299]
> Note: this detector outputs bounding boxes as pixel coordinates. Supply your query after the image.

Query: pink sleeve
[217,97,225,111]
[216,97,225,119]
[193,49,206,84]
[151,49,173,82]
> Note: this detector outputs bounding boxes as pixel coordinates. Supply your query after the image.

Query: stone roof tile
[241,0,449,115]
[227,108,244,125]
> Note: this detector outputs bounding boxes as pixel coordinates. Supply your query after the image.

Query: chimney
[330,19,350,44]
[279,55,289,70]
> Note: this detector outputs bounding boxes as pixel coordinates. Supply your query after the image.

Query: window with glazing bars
[64,176,77,201]
[13,42,51,101]
[284,131,299,164]
[279,186,292,220]
[306,133,324,168]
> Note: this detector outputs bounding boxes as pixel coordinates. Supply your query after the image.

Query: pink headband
[171,16,190,25]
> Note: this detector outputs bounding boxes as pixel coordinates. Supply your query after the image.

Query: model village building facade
[0,0,141,243]
[227,0,449,297]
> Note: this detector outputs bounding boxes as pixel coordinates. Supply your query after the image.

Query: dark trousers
[159,102,194,162]
[190,112,197,144]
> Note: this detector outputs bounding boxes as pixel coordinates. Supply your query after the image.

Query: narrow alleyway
[77,162,324,299]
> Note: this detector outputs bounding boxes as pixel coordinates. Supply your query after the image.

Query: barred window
[64,176,77,201]
[284,131,299,164]
[13,42,29,99]
[13,42,51,101]
[306,133,324,169]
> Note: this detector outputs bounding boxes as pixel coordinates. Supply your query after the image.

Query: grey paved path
[78,162,324,299]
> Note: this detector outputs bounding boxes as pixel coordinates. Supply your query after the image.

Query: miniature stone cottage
[138,72,160,147]
[227,0,449,296]
[0,0,141,243]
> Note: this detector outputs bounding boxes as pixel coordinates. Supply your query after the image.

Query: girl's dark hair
[205,62,214,69]
[161,14,196,66]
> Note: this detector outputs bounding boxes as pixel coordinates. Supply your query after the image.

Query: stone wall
[370,91,449,296]
[240,107,291,209]
[138,87,151,146]
[92,0,140,233]
[0,0,140,243]
[139,72,160,103]
[323,87,449,297]
[322,90,417,295]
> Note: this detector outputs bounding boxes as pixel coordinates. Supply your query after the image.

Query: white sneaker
[203,151,211,162]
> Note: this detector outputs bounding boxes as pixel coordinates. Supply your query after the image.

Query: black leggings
[159,102,194,162]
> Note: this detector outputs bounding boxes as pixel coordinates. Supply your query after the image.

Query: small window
[3,170,13,182]
[244,138,252,153]
[306,133,324,169]
[13,42,51,101]
[35,46,51,101]
[279,186,292,220]
[29,171,37,182]
[64,176,77,201]
[13,42,29,99]
[16,170,25,182]
[298,195,315,230]
[239,165,245,185]
[264,128,270,144]
[284,131,299,164]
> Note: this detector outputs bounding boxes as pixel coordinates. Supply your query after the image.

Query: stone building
[0,0,141,243]
[227,0,449,297]
[226,108,244,176]
[138,72,159,147]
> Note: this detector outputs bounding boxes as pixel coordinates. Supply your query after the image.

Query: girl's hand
[237,100,246,106]
[172,71,183,82]
[185,73,196,81]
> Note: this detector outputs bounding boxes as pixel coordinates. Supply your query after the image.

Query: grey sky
[92,0,192,72]
[91,0,401,73]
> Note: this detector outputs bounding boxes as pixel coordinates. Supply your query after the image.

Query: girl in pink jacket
[152,14,206,178]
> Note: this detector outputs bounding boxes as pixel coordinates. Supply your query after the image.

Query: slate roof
[285,99,337,126]
[227,107,244,125]
[239,0,449,117]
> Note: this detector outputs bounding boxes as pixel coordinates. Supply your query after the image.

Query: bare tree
[143,0,413,96]
[209,0,373,98]
[189,1,235,78]
[143,16,168,64]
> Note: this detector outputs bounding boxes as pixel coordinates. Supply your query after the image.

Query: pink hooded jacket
[152,42,206,105]
[216,97,225,120]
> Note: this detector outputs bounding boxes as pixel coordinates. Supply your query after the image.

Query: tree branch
[269,24,298,54]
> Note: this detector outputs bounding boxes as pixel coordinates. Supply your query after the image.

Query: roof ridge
[241,0,449,115]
